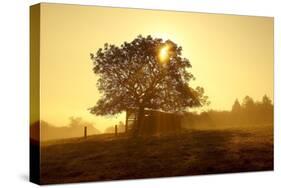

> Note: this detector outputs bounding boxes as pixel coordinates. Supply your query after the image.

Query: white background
[0,0,280,187]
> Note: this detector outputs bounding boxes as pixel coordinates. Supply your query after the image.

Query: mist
[30,117,100,141]
[182,95,273,130]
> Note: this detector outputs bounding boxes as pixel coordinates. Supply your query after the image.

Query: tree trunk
[133,106,144,137]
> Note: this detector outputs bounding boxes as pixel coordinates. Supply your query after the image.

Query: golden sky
[40,3,273,132]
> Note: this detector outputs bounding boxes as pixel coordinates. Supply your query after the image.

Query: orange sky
[39,3,274,132]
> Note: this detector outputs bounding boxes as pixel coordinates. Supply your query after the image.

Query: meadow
[40,124,273,184]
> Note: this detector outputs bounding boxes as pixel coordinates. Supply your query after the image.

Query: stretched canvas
[30,3,274,185]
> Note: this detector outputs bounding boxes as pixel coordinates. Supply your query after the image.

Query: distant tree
[232,99,241,113]
[260,95,273,120]
[242,96,255,109]
[89,35,208,136]
[262,95,272,106]
[69,117,83,127]
[68,116,94,130]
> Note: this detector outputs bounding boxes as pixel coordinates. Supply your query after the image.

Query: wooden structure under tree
[125,108,182,136]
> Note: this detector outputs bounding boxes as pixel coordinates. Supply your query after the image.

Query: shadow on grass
[40,127,273,184]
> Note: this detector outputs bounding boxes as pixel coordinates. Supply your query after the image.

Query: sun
[159,45,170,62]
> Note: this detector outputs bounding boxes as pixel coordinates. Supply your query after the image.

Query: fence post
[84,126,87,138]
[125,110,128,133]
[115,124,118,136]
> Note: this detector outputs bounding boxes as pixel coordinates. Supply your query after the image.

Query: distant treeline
[182,95,273,129]
[31,117,100,141]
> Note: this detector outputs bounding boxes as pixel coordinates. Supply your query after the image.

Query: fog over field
[30,4,273,184]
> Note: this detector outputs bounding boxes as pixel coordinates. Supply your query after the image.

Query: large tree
[89,35,208,135]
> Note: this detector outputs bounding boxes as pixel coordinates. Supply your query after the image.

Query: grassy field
[40,124,273,184]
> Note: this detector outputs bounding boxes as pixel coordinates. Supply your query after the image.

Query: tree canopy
[89,35,208,133]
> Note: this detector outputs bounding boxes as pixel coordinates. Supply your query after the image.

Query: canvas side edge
[30,3,41,185]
